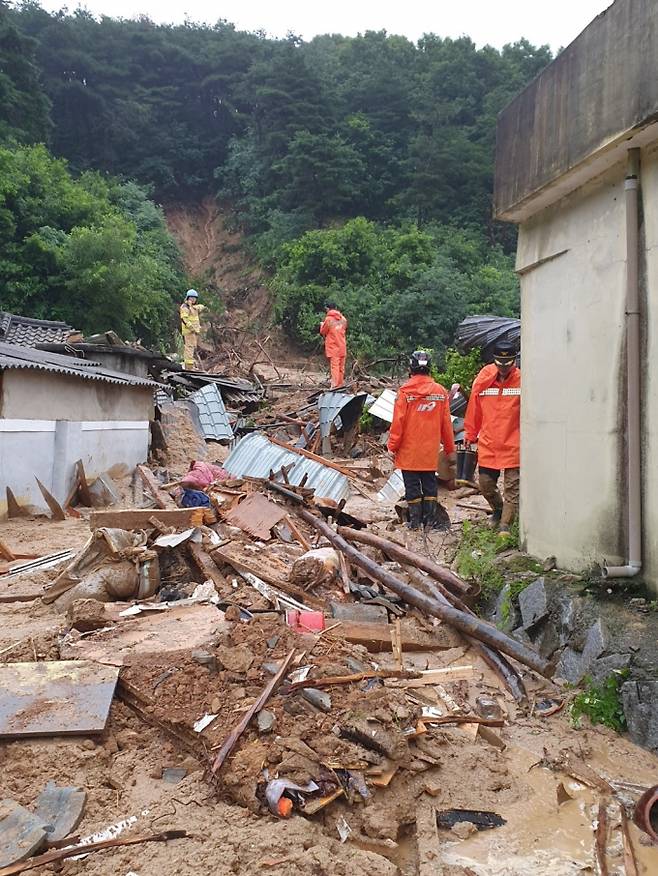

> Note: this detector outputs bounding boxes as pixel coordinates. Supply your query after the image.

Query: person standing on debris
[464,340,520,535]
[388,350,456,531]
[179,289,206,370]
[320,302,348,388]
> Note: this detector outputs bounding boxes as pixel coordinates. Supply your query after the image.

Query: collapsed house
[0,343,157,516]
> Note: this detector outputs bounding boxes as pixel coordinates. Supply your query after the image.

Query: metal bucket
[634,784,658,841]
[456,449,477,486]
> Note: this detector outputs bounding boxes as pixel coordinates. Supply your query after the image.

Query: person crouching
[388,350,456,530]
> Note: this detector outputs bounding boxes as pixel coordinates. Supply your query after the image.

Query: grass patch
[569,671,629,733]
[456,520,515,598]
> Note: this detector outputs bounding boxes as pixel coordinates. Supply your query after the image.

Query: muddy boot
[489,508,502,529]
[407,499,423,530]
[422,497,450,532]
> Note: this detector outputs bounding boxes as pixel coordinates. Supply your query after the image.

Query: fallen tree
[295,509,552,677]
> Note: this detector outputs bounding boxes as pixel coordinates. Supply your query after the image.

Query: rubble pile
[1,367,658,876]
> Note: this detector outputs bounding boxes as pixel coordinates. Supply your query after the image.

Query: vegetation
[570,671,629,733]
[0,2,551,345]
[433,348,483,392]
[455,520,513,597]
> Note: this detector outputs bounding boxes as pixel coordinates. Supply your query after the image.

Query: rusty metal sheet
[225,492,287,540]
[0,800,47,868]
[0,661,119,738]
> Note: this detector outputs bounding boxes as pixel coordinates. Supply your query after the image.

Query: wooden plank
[387,666,475,687]
[135,465,176,509]
[74,460,93,507]
[35,479,65,521]
[285,515,312,552]
[5,489,28,519]
[0,540,16,562]
[187,543,228,590]
[89,508,204,530]
[331,619,463,652]
[391,618,403,670]
[416,799,443,876]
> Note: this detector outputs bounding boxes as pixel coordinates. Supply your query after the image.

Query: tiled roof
[0,342,159,389]
[0,311,77,347]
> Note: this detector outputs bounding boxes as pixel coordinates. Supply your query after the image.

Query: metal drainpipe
[605,148,642,578]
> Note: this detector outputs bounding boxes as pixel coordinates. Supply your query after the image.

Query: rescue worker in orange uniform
[388,350,456,530]
[320,303,348,388]
[464,341,520,534]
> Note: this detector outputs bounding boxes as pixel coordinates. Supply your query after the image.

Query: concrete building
[494,0,658,592]
[0,342,156,516]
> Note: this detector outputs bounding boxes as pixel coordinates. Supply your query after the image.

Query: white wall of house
[0,370,153,516]
[516,147,658,592]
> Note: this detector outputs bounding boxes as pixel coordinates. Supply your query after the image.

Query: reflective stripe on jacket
[180,302,205,335]
[464,364,521,469]
[320,309,347,358]
[387,374,456,471]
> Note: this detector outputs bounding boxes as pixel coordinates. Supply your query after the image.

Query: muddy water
[441,739,658,875]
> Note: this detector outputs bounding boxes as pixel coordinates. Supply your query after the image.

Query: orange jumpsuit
[464,364,520,469]
[320,309,347,388]
[388,374,455,471]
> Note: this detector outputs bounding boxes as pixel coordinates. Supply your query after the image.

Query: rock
[534,619,562,660]
[621,680,658,753]
[543,556,557,572]
[301,688,332,712]
[475,696,503,721]
[346,656,368,674]
[80,739,96,750]
[580,619,609,671]
[330,601,388,624]
[491,583,519,633]
[223,604,241,622]
[191,650,218,671]
[67,598,108,632]
[210,697,221,713]
[162,767,187,784]
[257,710,276,734]
[230,687,247,701]
[216,644,254,674]
[518,578,551,629]
[178,755,203,773]
[451,821,478,840]
[589,653,631,685]
[361,805,401,840]
[114,729,139,750]
[104,734,119,754]
[555,647,585,685]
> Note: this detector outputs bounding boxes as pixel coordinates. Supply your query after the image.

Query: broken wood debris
[89,507,206,530]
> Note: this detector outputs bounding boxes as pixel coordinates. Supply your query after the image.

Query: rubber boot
[489,509,502,529]
[406,499,423,530]
[423,497,451,532]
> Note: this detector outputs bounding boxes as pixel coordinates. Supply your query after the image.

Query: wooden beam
[330,619,462,652]
[135,465,176,509]
[75,460,93,507]
[187,543,228,590]
[6,488,29,519]
[35,478,66,521]
[89,508,204,530]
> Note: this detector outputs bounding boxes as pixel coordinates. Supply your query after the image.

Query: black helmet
[409,350,431,374]
[492,340,518,366]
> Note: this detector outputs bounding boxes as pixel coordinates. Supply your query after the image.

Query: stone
[534,619,562,660]
[555,647,585,685]
[301,688,332,712]
[491,583,519,633]
[67,598,108,633]
[210,697,221,713]
[518,577,551,629]
[216,644,254,674]
[257,710,276,734]
[580,619,610,671]
[230,687,247,701]
[114,729,139,750]
[191,650,218,671]
[162,767,187,784]
[330,601,388,624]
[621,680,658,753]
[588,653,631,685]
[451,821,478,840]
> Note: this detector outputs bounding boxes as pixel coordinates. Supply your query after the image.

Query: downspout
[605,148,642,578]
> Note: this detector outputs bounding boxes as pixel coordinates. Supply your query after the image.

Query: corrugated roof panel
[0,342,159,389]
[189,383,233,441]
[223,432,350,502]
[377,469,405,503]
[367,389,397,423]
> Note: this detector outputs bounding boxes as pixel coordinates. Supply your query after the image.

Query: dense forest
[0,1,551,355]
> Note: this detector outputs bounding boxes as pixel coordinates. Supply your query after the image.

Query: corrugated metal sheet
[0,342,159,389]
[367,389,397,423]
[317,391,369,439]
[223,432,350,502]
[189,383,233,441]
[377,469,405,503]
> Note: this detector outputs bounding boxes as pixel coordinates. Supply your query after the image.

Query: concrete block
[518,577,550,629]
[621,680,658,753]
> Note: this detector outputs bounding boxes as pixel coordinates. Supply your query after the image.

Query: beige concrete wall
[517,161,628,574]
[639,142,658,591]
[0,369,154,421]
